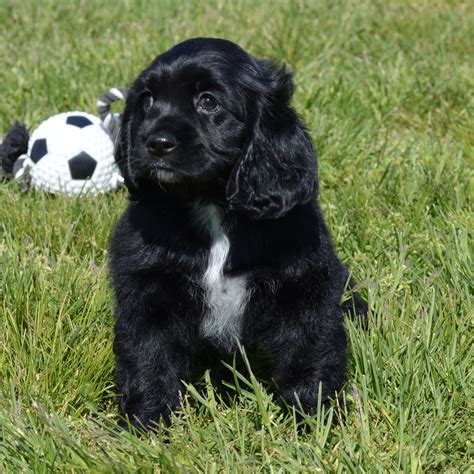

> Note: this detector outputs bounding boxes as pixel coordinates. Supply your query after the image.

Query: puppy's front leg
[114,315,193,430]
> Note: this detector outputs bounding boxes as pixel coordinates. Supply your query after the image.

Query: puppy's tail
[342,279,368,329]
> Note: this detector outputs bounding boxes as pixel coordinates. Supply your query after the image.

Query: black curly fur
[109,38,367,430]
[0,122,29,177]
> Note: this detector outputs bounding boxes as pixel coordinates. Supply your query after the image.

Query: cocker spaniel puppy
[109,38,366,429]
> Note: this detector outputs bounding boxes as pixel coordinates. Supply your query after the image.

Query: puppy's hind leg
[268,311,348,421]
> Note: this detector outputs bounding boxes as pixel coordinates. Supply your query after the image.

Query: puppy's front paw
[117,413,157,433]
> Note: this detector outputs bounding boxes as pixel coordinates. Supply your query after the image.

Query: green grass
[1,0,472,471]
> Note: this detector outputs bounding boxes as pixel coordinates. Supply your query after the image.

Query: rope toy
[0,88,128,195]
[97,87,128,141]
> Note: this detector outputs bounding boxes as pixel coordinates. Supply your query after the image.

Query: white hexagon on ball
[27,111,122,195]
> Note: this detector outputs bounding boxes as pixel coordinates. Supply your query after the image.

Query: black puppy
[109,38,366,429]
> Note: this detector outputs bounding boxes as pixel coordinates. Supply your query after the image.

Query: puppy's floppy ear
[226,61,317,220]
[115,97,140,197]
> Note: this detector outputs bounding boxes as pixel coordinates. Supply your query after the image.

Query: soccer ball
[23,111,122,195]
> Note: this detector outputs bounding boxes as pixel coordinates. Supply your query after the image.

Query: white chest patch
[194,204,249,350]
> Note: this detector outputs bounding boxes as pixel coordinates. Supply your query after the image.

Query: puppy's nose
[146,133,177,156]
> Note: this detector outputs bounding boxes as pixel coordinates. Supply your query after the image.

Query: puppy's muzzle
[146,133,178,157]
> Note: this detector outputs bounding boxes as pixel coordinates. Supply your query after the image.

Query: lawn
[0,0,472,471]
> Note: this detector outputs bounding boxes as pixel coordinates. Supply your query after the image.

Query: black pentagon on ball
[68,151,97,180]
[66,115,93,128]
[30,138,48,163]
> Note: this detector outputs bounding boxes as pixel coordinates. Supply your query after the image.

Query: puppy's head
[117,38,317,219]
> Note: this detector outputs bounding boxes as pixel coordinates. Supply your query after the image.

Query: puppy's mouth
[149,163,181,183]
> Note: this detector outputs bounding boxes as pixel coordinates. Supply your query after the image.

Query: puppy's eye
[197,93,218,113]
[142,93,154,112]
